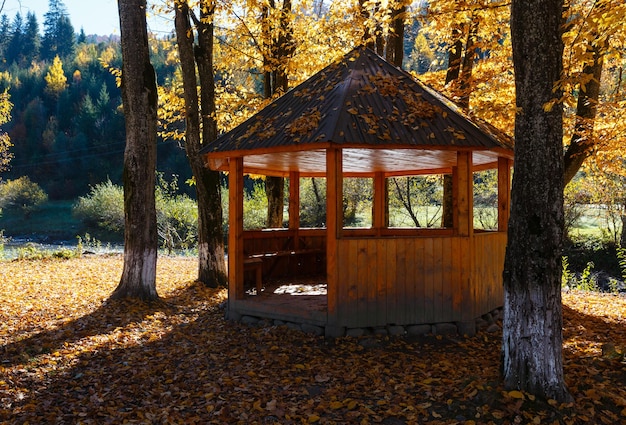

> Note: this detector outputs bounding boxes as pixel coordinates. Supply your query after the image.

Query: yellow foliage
[44,56,68,97]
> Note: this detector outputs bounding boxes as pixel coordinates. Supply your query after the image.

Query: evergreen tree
[23,13,41,65]
[6,13,24,65]
[42,0,75,60]
[77,27,87,44]
[0,14,10,63]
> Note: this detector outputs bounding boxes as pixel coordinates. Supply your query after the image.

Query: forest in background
[0,0,443,201]
[0,0,195,199]
[0,0,624,245]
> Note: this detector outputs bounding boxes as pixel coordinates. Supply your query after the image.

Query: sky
[1,0,172,36]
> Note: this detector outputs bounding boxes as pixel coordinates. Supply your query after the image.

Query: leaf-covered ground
[1,256,625,424]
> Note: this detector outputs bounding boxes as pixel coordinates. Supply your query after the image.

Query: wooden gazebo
[203,47,513,337]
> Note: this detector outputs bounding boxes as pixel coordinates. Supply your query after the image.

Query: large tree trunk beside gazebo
[111,0,158,301]
[501,0,572,402]
[174,0,227,287]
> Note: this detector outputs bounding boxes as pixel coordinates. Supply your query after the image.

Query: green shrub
[617,247,626,281]
[243,181,268,230]
[156,192,198,253]
[562,256,573,288]
[0,176,48,217]
[73,179,124,233]
[74,175,199,251]
[576,261,597,291]
[300,177,326,228]
[14,243,82,260]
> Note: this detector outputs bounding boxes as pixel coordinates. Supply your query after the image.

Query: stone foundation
[226,306,504,338]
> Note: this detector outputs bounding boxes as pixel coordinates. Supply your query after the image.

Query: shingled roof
[203,46,513,176]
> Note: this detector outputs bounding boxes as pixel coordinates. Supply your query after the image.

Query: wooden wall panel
[373,238,387,325]
[395,238,408,325]
[423,238,435,322]
[451,237,462,320]
[385,240,397,325]
[410,238,425,324]
[332,233,506,328]
[472,233,506,315]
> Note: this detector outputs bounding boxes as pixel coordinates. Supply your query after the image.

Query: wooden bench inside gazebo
[203,47,514,337]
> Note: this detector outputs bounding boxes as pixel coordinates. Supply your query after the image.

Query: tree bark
[174,0,227,287]
[563,42,604,186]
[195,0,228,286]
[111,0,158,301]
[502,0,572,402]
[442,27,465,229]
[385,2,405,67]
[458,16,479,110]
[266,176,285,228]
[261,0,294,228]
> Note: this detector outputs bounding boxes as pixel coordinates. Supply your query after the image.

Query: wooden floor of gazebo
[236,276,328,326]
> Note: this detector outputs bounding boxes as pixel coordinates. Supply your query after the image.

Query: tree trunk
[442,27,465,229]
[266,176,285,228]
[621,215,626,248]
[174,0,227,288]
[111,0,158,301]
[385,2,405,67]
[261,0,294,228]
[502,0,572,402]
[445,27,463,85]
[458,16,479,110]
[563,42,604,186]
[195,0,228,286]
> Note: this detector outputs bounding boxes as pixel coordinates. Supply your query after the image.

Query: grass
[0,200,122,243]
[0,200,83,241]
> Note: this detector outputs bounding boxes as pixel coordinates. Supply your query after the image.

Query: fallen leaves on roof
[1,256,625,424]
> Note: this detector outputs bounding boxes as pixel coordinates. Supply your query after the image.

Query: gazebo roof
[203,46,513,177]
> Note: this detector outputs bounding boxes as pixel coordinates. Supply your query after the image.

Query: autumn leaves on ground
[1,257,625,424]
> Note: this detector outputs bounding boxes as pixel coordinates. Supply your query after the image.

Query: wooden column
[289,171,301,249]
[453,151,473,237]
[289,171,301,230]
[454,151,474,322]
[498,157,512,232]
[326,148,343,323]
[228,157,245,300]
[373,172,387,235]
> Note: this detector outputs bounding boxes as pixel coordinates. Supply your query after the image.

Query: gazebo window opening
[387,174,444,228]
[241,177,270,230]
[473,169,499,231]
[299,177,327,228]
[343,177,373,228]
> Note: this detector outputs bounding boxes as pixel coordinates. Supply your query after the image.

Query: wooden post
[454,151,473,237]
[326,148,343,323]
[229,157,245,300]
[289,171,300,230]
[373,172,387,235]
[498,157,512,232]
[289,171,300,249]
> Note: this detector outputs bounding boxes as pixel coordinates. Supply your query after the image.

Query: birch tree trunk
[111,0,158,301]
[501,0,572,402]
